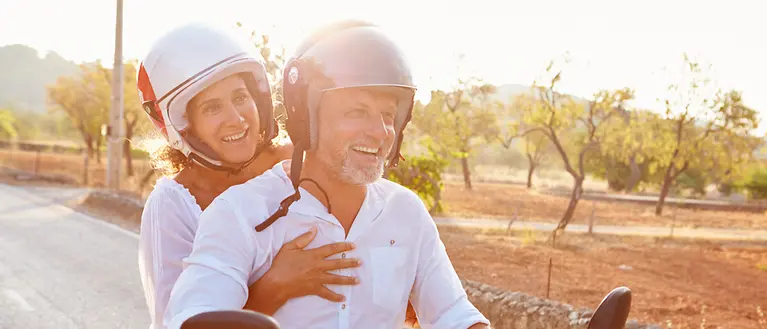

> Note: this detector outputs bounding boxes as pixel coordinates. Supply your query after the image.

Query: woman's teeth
[352,146,379,155]
[222,129,247,142]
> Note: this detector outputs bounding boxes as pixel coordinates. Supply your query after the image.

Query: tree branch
[549,127,578,179]
[577,140,599,178]
[671,160,690,180]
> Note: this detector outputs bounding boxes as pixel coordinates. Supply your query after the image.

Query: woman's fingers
[315,286,346,303]
[318,258,362,271]
[308,241,355,258]
[285,226,318,250]
[319,273,360,286]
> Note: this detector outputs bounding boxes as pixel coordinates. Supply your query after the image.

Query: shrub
[385,153,448,215]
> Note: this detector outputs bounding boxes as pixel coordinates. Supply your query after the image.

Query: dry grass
[441,181,767,230]
[0,148,157,199]
[443,165,609,192]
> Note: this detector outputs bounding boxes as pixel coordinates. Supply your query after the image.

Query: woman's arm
[138,183,197,329]
[243,226,361,315]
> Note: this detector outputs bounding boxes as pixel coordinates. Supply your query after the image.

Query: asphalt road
[0,183,149,329]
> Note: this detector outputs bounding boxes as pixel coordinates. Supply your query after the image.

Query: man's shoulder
[373,178,429,213]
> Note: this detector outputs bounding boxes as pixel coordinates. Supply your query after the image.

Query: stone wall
[461,280,662,329]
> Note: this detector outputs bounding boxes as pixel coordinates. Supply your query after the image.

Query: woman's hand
[244,226,361,314]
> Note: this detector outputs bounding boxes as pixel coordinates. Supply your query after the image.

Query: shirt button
[341,304,346,310]
[341,253,346,259]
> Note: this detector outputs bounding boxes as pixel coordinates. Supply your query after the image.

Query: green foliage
[0,108,17,138]
[651,54,761,214]
[410,80,499,189]
[0,106,77,141]
[46,61,144,154]
[412,85,498,159]
[728,164,767,200]
[675,168,708,197]
[385,153,449,214]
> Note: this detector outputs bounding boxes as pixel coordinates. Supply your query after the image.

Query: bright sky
[1,0,765,131]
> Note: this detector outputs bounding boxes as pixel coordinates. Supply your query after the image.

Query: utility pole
[106,0,124,190]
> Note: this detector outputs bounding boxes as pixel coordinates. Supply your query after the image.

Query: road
[0,183,149,329]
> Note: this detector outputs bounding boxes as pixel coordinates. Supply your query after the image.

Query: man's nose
[365,113,390,141]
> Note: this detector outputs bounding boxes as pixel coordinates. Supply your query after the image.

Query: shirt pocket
[369,246,409,312]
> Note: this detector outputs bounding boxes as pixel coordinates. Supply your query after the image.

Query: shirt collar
[273,160,386,232]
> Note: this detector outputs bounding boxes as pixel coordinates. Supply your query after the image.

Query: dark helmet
[256,21,417,232]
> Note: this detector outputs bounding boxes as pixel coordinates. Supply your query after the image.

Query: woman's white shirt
[137,177,202,329]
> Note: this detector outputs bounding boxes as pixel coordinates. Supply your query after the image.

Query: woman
[135,23,361,329]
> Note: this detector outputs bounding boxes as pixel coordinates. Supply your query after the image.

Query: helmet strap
[255,145,333,232]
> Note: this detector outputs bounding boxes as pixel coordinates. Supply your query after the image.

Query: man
[164,20,491,329]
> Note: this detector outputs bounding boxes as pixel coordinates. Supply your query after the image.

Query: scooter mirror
[587,286,632,329]
[180,310,281,329]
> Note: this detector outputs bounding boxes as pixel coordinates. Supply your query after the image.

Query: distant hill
[0,44,79,112]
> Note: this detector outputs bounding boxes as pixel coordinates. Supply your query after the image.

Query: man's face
[313,87,398,185]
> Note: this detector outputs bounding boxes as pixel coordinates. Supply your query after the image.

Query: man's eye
[347,109,367,117]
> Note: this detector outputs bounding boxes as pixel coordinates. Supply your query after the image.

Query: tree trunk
[655,162,676,216]
[84,134,94,160]
[123,123,134,177]
[551,177,584,244]
[526,163,536,189]
[95,136,102,164]
[461,156,472,190]
[625,155,641,193]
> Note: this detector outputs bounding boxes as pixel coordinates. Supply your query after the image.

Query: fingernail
[349,243,356,249]
[354,277,360,284]
[356,259,363,265]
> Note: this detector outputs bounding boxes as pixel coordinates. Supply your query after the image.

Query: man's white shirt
[164,161,489,329]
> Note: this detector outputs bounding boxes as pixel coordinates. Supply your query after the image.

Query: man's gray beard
[318,144,390,186]
[339,155,385,185]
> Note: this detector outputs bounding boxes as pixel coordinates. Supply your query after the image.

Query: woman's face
[186,74,261,165]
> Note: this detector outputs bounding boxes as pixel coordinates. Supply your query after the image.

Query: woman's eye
[203,105,221,114]
[233,94,248,103]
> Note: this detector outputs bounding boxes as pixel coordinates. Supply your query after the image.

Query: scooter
[180,286,632,329]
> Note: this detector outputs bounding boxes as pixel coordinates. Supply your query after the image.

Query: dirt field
[442,181,767,230]
[442,226,767,329]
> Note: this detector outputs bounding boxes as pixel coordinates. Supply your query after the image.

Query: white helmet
[137,22,276,173]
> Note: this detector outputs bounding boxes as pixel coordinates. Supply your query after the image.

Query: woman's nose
[223,103,246,125]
